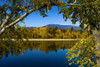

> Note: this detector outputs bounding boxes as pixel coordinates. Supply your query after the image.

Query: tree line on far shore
[1,25,91,39]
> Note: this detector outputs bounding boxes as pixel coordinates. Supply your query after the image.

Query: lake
[0,41,79,67]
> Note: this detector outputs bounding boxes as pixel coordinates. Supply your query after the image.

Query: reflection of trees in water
[0,41,75,59]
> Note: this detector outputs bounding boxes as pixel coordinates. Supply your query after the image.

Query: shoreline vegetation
[1,39,78,41]
[1,26,91,39]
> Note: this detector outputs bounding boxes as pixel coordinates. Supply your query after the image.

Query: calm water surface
[0,41,79,67]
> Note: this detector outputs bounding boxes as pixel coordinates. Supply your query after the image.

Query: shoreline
[1,39,78,41]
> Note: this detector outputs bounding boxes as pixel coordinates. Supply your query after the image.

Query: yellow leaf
[88,25,90,31]
[84,24,88,29]
[24,9,27,11]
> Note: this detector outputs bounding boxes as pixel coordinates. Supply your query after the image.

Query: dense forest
[1,26,91,39]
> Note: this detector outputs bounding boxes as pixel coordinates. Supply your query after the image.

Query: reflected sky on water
[0,41,79,67]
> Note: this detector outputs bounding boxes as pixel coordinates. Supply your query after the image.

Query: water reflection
[0,41,75,59]
[0,41,80,67]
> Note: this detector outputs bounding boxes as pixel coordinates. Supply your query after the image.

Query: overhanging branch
[5,5,46,29]
[0,1,95,35]
[0,15,9,29]
[4,2,81,29]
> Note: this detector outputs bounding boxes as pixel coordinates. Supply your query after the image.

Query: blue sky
[0,0,80,27]
[20,6,80,27]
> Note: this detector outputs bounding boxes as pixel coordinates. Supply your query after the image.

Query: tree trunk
[92,27,100,67]
[0,27,5,35]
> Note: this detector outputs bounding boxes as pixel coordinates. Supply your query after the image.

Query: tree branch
[5,5,46,29]
[91,6,100,16]
[74,0,77,4]
[0,2,82,35]
[65,3,80,6]
[5,3,81,29]
[0,15,9,29]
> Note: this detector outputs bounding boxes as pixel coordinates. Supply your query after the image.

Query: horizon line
[25,23,79,27]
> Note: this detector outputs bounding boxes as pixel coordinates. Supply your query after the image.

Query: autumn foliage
[1,26,90,39]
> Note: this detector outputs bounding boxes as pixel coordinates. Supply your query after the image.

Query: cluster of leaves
[0,0,62,25]
[59,0,100,30]
[66,35,97,67]
[0,26,90,39]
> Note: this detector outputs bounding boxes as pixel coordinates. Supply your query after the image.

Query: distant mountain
[26,24,82,31]
[43,24,78,29]
[43,24,81,31]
